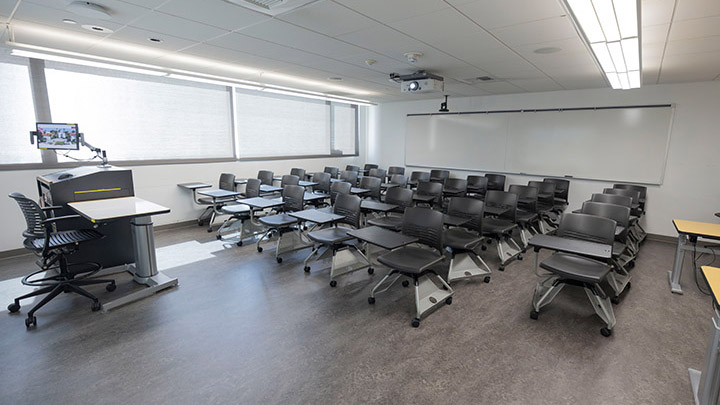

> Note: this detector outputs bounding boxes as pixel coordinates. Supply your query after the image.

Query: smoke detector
[66,2,112,20]
[404,52,423,64]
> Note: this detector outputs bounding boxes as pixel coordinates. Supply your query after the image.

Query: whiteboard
[405,105,673,184]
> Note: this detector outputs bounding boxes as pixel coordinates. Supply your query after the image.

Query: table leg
[668,234,688,294]
[689,309,720,405]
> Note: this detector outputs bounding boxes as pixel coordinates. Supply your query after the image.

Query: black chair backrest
[429,169,449,184]
[544,178,570,202]
[416,181,443,206]
[9,192,45,240]
[340,170,358,185]
[467,175,488,193]
[485,174,506,191]
[389,174,407,187]
[402,207,444,251]
[359,176,381,200]
[613,183,646,200]
[447,197,483,233]
[330,181,351,205]
[312,172,331,193]
[257,170,274,186]
[364,163,379,171]
[508,184,538,213]
[333,193,361,228]
[444,178,467,193]
[485,190,517,221]
[410,171,430,183]
[591,193,632,208]
[245,178,261,198]
[557,213,616,246]
[581,201,630,228]
[290,168,306,179]
[603,188,640,205]
[324,166,339,178]
[368,168,386,182]
[345,165,360,172]
[281,174,299,187]
[219,173,236,191]
[282,185,305,212]
[528,181,556,204]
[384,187,413,210]
[388,166,405,176]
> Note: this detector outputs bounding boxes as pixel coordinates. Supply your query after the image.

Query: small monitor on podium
[36,122,80,150]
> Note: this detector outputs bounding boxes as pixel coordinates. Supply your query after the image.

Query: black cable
[693,241,717,296]
[55,150,99,162]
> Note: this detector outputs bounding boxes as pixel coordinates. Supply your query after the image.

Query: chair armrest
[41,214,81,225]
[41,205,63,211]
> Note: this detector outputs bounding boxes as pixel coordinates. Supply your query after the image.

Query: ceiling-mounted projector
[391,71,444,94]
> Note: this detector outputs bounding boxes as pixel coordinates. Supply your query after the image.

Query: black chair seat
[221,204,251,215]
[367,215,403,230]
[307,227,353,245]
[482,218,516,234]
[259,213,297,227]
[377,247,443,274]
[516,211,538,223]
[31,229,103,250]
[198,197,235,204]
[443,188,464,194]
[540,252,611,284]
[444,228,482,250]
[537,203,554,213]
[612,241,627,257]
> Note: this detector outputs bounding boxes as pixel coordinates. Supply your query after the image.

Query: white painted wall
[0,108,369,252]
[369,81,720,237]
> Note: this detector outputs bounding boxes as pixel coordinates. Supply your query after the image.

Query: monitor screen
[36,123,80,150]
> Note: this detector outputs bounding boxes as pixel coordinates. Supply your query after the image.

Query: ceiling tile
[107,26,197,52]
[490,16,578,46]
[0,0,15,16]
[553,76,607,90]
[643,67,660,84]
[642,24,670,44]
[643,42,666,69]
[156,0,270,31]
[509,77,564,92]
[279,1,378,37]
[208,32,320,65]
[674,0,720,21]
[13,2,124,32]
[336,25,425,61]
[115,0,167,8]
[25,0,153,25]
[472,81,526,94]
[333,0,449,25]
[669,16,720,41]
[665,37,720,56]
[129,11,229,42]
[451,0,566,30]
[659,52,720,82]
[641,0,675,26]
[179,43,288,71]
[11,20,106,53]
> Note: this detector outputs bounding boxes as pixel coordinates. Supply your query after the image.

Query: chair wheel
[626,282,632,290]
[445,297,452,305]
[628,261,635,269]
[517,254,523,260]
[329,280,337,287]
[216,234,221,240]
[481,245,487,251]
[276,257,282,264]
[257,246,263,253]
[25,316,36,328]
[368,297,375,304]
[8,302,20,313]
[600,327,612,337]
[106,283,116,292]
[236,241,243,247]
[91,301,102,312]
[521,248,527,253]
[483,276,491,283]
[367,267,374,274]
[304,266,311,273]
[197,222,204,227]
[207,228,213,233]
[530,311,539,320]
[499,265,505,271]
[402,280,410,287]
[411,318,420,328]
[611,296,620,305]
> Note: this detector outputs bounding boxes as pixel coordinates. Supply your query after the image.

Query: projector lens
[408,81,419,91]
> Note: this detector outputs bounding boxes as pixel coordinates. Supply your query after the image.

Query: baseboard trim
[646,233,677,244]
[0,248,31,260]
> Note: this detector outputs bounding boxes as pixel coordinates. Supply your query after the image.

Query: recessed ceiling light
[534,47,562,54]
[148,38,163,43]
[81,24,113,34]
[62,19,77,24]
[327,77,343,81]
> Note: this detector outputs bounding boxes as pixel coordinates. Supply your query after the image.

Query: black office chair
[367,187,413,231]
[388,174,408,188]
[310,172,331,207]
[304,193,371,286]
[529,213,617,337]
[544,178,570,212]
[485,174,506,191]
[359,176,381,201]
[429,169,449,185]
[482,190,523,270]
[603,188,644,245]
[467,175,488,200]
[345,165,360,173]
[257,185,307,263]
[528,181,557,233]
[388,166,405,176]
[339,170,358,186]
[368,168,387,183]
[613,183,648,241]
[290,168,306,180]
[443,178,467,200]
[329,181,351,206]
[408,171,430,189]
[8,193,116,328]
[370,207,453,328]
[219,178,265,246]
[413,181,443,209]
[197,173,237,232]
[257,170,274,186]
[324,166,339,179]
[363,163,379,172]
[281,174,299,187]
[508,184,540,248]
[444,197,492,284]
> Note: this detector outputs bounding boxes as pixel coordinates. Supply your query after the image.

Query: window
[0,57,40,164]
[332,104,357,155]
[45,63,234,162]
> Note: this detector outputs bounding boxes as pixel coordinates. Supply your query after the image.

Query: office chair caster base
[257,246,263,253]
[481,245,487,251]
[445,297,452,305]
[207,228,213,233]
[483,276,491,283]
[530,311,539,320]
[236,241,243,247]
[499,265,505,271]
[91,301,102,312]
[367,267,374,274]
[216,234,221,240]
[304,266,311,273]
[600,327,612,337]
[517,254,523,260]
[25,316,37,328]
[106,283,116,292]
[411,318,420,328]
[611,296,621,305]
[628,261,635,269]
[368,296,375,304]
[402,280,410,287]
[276,257,282,264]
[8,302,20,313]
[329,280,337,287]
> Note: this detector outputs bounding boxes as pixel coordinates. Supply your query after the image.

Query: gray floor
[0,224,714,404]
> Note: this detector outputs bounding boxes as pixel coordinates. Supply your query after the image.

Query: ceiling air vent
[458,76,497,85]
[224,0,318,16]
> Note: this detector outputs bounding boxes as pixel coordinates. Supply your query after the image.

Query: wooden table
[689,266,720,405]
[669,219,720,294]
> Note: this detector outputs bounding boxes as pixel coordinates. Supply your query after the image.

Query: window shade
[332,104,357,155]
[0,60,41,164]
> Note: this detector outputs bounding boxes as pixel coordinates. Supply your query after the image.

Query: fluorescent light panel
[565,0,641,90]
